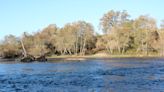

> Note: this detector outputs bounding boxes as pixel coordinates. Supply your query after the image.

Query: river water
[0,58,164,92]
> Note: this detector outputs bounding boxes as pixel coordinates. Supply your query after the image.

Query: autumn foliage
[0,10,164,58]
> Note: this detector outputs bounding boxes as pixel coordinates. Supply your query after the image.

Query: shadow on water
[0,58,163,92]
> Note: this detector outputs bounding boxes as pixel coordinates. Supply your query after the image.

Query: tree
[133,15,157,55]
[117,21,134,54]
[74,21,95,55]
[159,20,164,56]
[100,10,132,54]
[0,35,21,58]
[1,10,164,58]
[38,24,58,54]
[55,21,95,55]
[96,35,106,51]
[55,25,76,55]
[21,24,58,56]
[100,10,129,34]
[161,20,164,29]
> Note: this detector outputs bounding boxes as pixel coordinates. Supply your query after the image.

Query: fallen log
[20,54,47,62]
[20,54,35,63]
[35,55,47,62]
[20,40,47,62]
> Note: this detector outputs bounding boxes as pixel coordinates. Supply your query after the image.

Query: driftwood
[20,39,47,62]
[20,54,47,62]
[20,54,35,63]
[35,55,47,62]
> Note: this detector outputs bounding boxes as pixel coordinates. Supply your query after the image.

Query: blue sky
[0,0,163,39]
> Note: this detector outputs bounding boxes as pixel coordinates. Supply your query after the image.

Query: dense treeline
[0,10,164,58]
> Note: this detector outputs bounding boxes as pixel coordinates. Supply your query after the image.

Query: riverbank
[0,53,163,63]
[47,53,164,61]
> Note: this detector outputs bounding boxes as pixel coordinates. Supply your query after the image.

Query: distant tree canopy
[0,35,21,58]
[0,10,164,58]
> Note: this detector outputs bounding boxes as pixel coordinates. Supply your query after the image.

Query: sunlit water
[0,58,164,92]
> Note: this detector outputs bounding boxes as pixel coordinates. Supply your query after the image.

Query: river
[0,58,164,92]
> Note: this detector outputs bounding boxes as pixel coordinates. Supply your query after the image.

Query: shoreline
[0,55,163,63]
[47,55,164,61]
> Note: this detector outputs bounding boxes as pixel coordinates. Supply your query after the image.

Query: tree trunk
[68,49,72,55]
[146,29,149,56]
[60,50,63,55]
[141,40,144,55]
[146,42,148,56]
[63,48,67,55]
[162,43,164,56]
[122,47,125,54]
[75,36,78,55]
[20,40,27,57]
[109,47,113,54]
[118,47,121,54]
[105,45,111,54]
[81,38,86,55]
[80,36,83,55]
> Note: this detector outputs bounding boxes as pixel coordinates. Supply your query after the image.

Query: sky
[0,0,164,40]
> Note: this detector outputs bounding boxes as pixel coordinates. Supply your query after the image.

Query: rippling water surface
[0,58,164,92]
